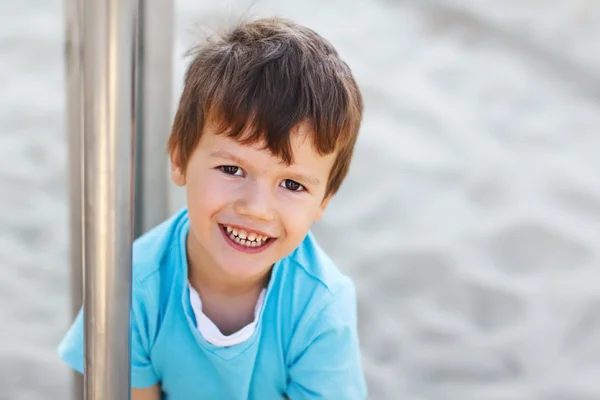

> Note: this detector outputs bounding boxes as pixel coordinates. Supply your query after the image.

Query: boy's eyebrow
[286,173,320,186]
[210,149,321,186]
[210,150,247,166]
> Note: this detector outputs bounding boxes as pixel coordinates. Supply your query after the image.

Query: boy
[58,16,366,399]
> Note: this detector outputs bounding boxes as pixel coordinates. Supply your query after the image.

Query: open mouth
[219,224,273,251]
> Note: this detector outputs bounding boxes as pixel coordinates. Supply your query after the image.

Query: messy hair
[168,17,363,197]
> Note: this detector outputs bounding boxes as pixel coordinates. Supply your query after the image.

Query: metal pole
[134,0,173,238]
[81,0,138,398]
[63,0,84,397]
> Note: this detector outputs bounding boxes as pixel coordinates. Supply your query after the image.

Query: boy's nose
[233,182,275,222]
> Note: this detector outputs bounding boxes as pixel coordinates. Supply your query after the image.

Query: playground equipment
[63,0,173,398]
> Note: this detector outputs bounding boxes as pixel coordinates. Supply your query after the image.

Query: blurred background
[2,0,600,399]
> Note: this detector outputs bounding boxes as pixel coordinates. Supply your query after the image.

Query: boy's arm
[58,278,161,389]
[285,280,368,400]
[132,385,162,400]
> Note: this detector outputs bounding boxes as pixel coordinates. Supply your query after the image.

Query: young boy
[58,17,366,399]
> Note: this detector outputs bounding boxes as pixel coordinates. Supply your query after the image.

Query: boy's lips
[218,223,276,253]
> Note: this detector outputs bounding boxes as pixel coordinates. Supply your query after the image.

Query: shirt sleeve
[285,280,368,400]
[57,278,160,388]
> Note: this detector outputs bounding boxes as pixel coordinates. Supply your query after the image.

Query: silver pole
[134,0,173,238]
[81,0,138,399]
[63,0,84,397]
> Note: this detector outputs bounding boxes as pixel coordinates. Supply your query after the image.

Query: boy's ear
[314,195,332,222]
[170,152,186,187]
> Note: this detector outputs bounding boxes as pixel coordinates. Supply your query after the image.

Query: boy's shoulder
[277,231,357,323]
[284,230,353,296]
[130,209,188,283]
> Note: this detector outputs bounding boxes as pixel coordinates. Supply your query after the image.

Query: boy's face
[171,120,336,283]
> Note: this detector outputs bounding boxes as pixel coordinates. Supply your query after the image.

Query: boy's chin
[219,262,273,281]
[216,253,275,273]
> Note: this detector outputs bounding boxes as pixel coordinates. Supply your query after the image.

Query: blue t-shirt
[58,209,367,399]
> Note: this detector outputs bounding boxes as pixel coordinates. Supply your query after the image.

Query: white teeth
[224,225,270,247]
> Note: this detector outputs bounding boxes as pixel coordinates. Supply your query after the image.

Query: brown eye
[220,166,242,176]
[282,179,305,192]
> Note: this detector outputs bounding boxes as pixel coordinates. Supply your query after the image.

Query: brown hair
[168,17,363,197]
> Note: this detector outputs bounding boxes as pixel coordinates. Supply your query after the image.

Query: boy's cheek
[282,207,319,236]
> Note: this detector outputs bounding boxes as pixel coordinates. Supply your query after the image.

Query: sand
[1,0,600,399]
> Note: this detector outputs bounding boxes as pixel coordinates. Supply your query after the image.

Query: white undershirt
[188,282,266,347]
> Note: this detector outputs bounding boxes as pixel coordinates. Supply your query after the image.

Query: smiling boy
[58,17,366,399]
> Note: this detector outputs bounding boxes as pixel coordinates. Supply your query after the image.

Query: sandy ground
[1,0,600,399]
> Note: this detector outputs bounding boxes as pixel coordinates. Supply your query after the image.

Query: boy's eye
[281,179,305,192]
[219,166,243,176]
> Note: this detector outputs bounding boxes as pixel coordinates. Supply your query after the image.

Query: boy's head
[169,17,363,281]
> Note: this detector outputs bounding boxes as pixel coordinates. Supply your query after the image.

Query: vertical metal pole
[63,0,84,398]
[134,0,173,238]
[66,0,171,397]
[81,0,138,399]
